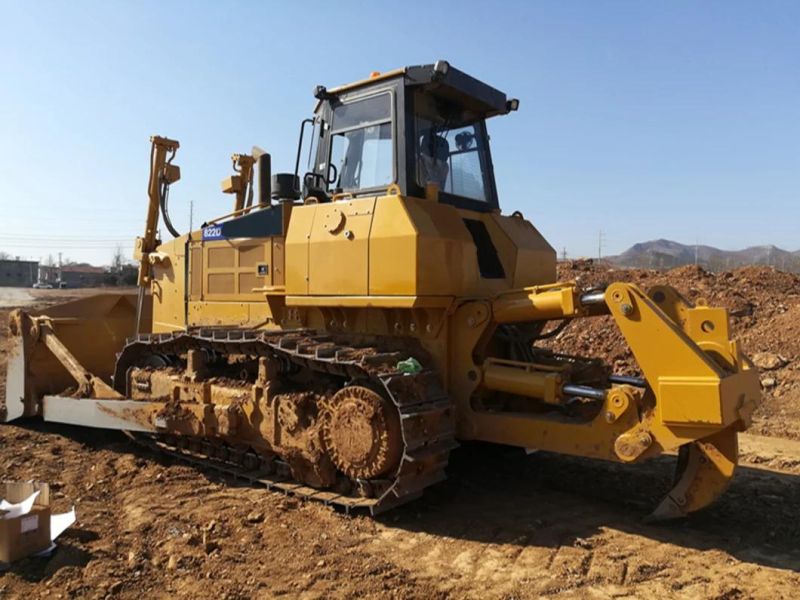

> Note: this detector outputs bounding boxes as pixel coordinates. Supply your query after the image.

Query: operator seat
[418,133,450,191]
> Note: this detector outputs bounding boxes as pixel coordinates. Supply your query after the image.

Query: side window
[354,123,393,188]
[328,94,393,192]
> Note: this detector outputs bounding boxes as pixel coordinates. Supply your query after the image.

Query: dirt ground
[1,273,800,599]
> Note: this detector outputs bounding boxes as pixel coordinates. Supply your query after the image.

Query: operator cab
[298,61,518,213]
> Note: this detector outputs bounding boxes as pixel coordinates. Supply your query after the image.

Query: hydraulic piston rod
[482,358,615,404]
[579,290,606,305]
[608,374,646,387]
[482,358,647,403]
[561,384,606,400]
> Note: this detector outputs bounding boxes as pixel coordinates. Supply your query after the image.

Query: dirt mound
[549,261,800,438]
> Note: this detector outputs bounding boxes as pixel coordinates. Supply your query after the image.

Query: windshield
[329,93,393,192]
[414,91,490,202]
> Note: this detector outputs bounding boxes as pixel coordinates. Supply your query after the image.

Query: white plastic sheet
[0,490,40,520]
[50,507,76,540]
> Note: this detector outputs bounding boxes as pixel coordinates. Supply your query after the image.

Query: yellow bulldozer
[2,61,760,519]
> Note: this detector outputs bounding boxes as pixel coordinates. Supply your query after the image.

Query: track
[114,328,458,514]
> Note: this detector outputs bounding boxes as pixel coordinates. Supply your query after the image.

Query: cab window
[329,94,393,192]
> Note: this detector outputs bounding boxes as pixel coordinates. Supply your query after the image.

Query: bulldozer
[2,61,760,520]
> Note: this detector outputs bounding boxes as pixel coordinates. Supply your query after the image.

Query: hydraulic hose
[159,149,180,238]
[159,176,180,238]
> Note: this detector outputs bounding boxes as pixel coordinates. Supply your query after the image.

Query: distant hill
[608,239,800,272]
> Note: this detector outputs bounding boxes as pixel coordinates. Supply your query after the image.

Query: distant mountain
[608,239,800,271]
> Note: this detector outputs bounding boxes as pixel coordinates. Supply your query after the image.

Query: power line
[0,235,133,242]
[0,240,134,245]
[1,240,137,248]
[0,244,134,250]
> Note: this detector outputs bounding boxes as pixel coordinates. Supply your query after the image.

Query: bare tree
[0,251,11,260]
[111,246,125,273]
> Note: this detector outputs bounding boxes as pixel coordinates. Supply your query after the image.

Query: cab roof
[319,61,518,119]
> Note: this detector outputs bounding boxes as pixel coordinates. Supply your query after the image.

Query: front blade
[2,293,144,423]
[2,333,28,422]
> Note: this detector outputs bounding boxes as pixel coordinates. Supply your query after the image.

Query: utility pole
[561,247,567,261]
[189,200,194,233]
[58,251,62,286]
[694,237,699,265]
[598,230,605,260]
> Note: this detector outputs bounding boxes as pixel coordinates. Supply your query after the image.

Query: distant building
[0,259,39,287]
[61,264,108,288]
[39,263,108,288]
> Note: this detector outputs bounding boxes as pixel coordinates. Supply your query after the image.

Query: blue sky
[1,1,798,265]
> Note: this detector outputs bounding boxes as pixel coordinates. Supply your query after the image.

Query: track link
[115,329,457,514]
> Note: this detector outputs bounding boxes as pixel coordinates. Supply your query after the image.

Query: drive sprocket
[322,386,403,479]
